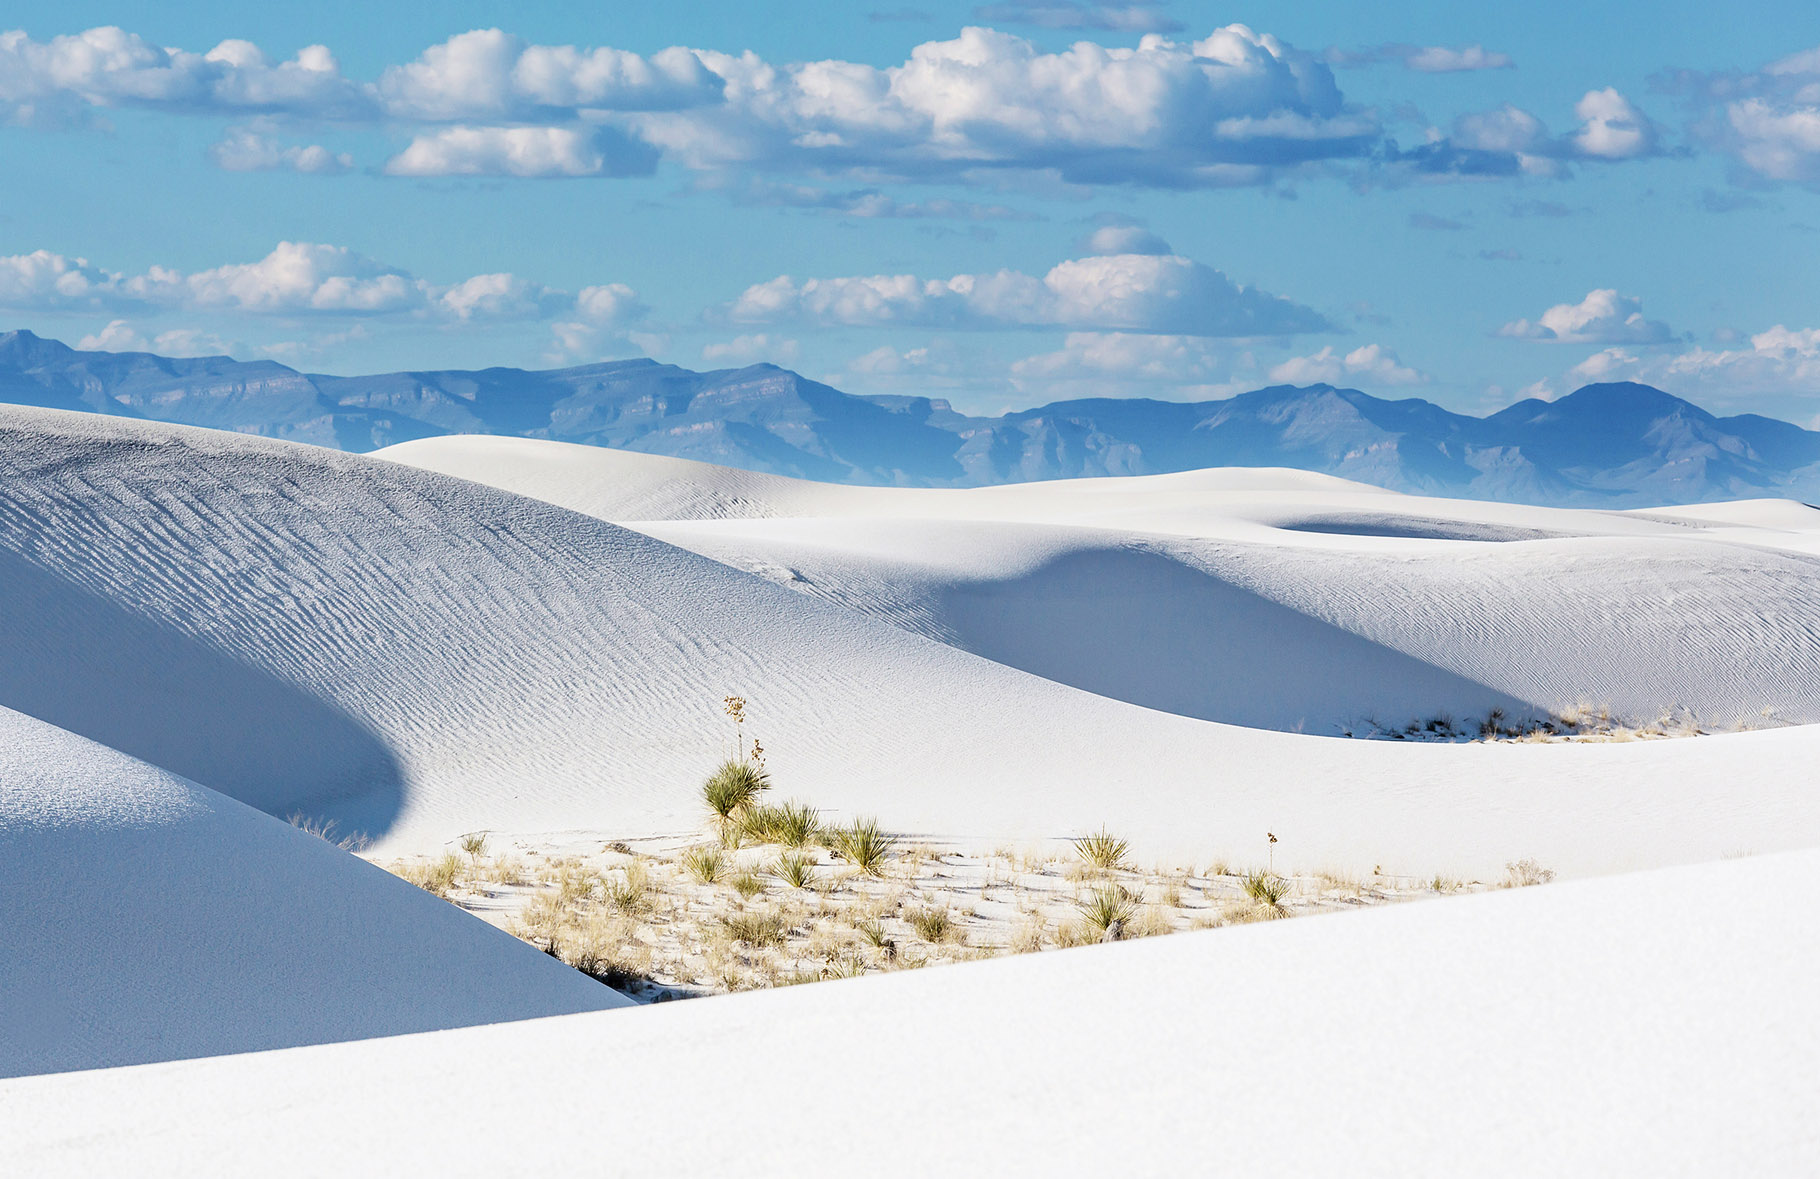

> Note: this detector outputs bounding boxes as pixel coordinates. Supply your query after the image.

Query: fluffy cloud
[1328,43,1513,73]
[375,29,723,121]
[0,27,372,125]
[209,123,352,173]
[383,124,657,177]
[0,242,637,325]
[1081,225,1172,254]
[1662,45,1820,187]
[636,25,1375,187]
[725,249,1329,336]
[1402,88,1662,177]
[701,333,800,366]
[723,179,1036,220]
[1499,290,1677,345]
[1010,331,1222,381]
[1267,343,1425,386]
[1563,326,1820,399]
[0,249,118,309]
[75,320,232,356]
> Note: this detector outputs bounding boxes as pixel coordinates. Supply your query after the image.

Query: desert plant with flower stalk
[1241,869,1292,917]
[703,759,772,827]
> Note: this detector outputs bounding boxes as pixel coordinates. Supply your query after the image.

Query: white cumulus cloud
[724,249,1328,337]
[383,124,656,177]
[1267,343,1425,386]
[209,123,352,173]
[701,333,800,366]
[1499,290,1677,345]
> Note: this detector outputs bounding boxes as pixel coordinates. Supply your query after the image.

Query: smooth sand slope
[1,407,1816,878]
[7,848,1815,1176]
[386,435,1820,732]
[0,707,623,1079]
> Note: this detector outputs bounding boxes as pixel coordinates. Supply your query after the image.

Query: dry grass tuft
[1503,859,1556,888]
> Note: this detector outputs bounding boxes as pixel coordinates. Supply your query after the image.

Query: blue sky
[3,1,1818,420]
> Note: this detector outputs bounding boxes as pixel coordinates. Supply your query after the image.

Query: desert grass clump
[1072,827,1131,872]
[1010,916,1047,954]
[703,759,772,826]
[683,845,726,884]
[724,910,788,948]
[605,863,651,913]
[772,850,817,890]
[730,868,767,900]
[830,817,897,877]
[909,906,957,944]
[742,799,820,848]
[1503,859,1556,888]
[286,813,371,852]
[401,852,464,899]
[1077,884,1138,941]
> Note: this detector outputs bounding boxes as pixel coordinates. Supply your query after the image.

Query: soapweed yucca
[1071,827,1130,871]
[743,800,821,848]
[1241,870,1291,916]
[772,850,817,890]
[831,817,897,876]
[1077,884,1138,940]
[704,759,772,824]
[683,845,725,884]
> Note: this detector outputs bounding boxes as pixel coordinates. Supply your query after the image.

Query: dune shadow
[0,547,403,832]
[939,545,1540,733]
[1276,513,1572,543]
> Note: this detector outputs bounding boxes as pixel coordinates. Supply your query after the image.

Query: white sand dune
[386,435,1820,733]
[7,847,1815,1175]
[0,706,623,1079]
[1,407,1815,879]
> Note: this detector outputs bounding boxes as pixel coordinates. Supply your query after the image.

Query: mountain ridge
[3,328,1817,506]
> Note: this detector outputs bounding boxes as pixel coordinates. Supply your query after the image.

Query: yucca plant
[703,759,772,825]
[831,817,897,877]
[605,863,650,914]
[1077,884,1138,941]
[772,850,817,890]
[1072,826,1131,871]
[1241,870,1292,916]
[730,869,767,900]
[683,845,725,884]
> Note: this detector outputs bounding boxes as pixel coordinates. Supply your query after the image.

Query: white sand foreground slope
[0,707,623,1079]
[6,848,1814,1176]
[2,407,1817,877]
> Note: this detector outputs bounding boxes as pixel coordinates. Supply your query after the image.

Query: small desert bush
[772,850,817,890]
[1077,884,1138,941]
[830,817,897,876]
[605,863,651,913]
[402,853,463,898]
[460,832,488,863]
[486,855,526,886]
[1503,859,1556,888]
[731,869,767,900]
[1010,917,1047,954]
[557,865,601,905]
[683,845,726,884]
[703,759,772,824]
[909,907,957,944]
[724,910,788,948]
[1241,870,1292,913]
[1430,874,1462,894]
[743,800,820,848]
[1072,827,1130,871]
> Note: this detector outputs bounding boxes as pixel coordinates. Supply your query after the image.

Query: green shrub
[909,907,956,943]
[1077,884,1138,940]
[703,759,772,823]
[683,845,725,884]
[1071,827,1130,871]
[724,910,787,948]
[831,817,897,877]
[744,800,821,848]
[772,850,816,890]
[731,869,766,900]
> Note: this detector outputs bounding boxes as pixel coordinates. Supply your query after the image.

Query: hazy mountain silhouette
[4,329,1817,506]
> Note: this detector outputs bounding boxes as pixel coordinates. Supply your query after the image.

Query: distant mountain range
[4,327,1818,506]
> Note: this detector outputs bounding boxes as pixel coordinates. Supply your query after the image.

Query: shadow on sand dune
[0,548,403,834]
